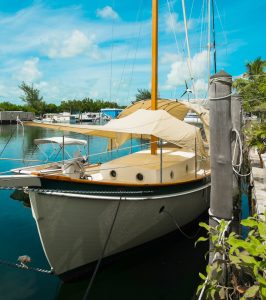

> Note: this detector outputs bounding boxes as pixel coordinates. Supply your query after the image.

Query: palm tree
[245,57,266,80]
[135,89,151,102]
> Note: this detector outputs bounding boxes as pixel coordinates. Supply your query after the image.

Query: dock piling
[209,70,233,261]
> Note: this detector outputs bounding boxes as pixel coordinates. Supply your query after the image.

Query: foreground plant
[196,213,266,299]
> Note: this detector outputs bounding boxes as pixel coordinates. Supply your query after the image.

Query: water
[0,125,207,300]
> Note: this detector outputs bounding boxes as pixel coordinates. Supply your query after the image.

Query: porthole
[136,173,144,181]
[110,170,117,178]
[170,171,174,179]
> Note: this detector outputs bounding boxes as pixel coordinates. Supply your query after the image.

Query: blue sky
[0,0,265,106]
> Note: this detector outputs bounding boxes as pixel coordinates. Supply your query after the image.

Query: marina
[0,0,264,299]
[0,124,207,299]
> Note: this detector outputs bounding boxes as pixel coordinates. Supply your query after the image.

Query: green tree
[135,89,151,102]
[233,57,266,113]
[19,82,45,115]
[233,58,266,166]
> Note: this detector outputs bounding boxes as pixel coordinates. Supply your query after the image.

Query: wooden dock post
[209,70,233,261]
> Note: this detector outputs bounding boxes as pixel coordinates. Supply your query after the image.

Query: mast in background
[207,0,211,87]
[208,0,217,85]
[211,0,217,73]
[151,0,158,155]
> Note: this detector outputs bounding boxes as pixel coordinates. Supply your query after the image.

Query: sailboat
[0,0,211,281]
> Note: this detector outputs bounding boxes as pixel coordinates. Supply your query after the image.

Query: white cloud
[47,30,97,58]
[16,57,42,82]
[194,78,208,93]
[165,50,208,95]
[96,6,120,20]
[165,12,193,33]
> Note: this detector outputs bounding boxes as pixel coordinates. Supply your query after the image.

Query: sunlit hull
[29,178,210,281]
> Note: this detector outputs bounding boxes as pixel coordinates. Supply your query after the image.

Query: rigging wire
[181,0,197,98]
[214,0,228,52]
[127,0,144,101]
[199,0,206,52]
[116,0,144,101]
[211,0,217,73]
[166,0,181,54]
[109,0,116,102]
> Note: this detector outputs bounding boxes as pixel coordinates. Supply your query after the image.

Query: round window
[136,173,144,181]
[110,170,117,178]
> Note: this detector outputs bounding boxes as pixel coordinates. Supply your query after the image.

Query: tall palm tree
[245,57,266,80]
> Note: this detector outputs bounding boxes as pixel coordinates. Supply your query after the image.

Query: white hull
[29,183,210,279]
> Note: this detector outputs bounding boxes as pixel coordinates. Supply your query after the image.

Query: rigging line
[181,0,195,52]
[214,0,227,48]
[109,0,116,102]
[0,128,16,158]
[166,0,180,54]
[116,0,144,100]
[199,0,206,52]
[0,258,53,275]
[181,0,197,98]
[127,1,144,101]
[188,0,195,22]
[211,0,217,73]
[207,0,211,89]
[160,208,201,240]
[82,196,122,300]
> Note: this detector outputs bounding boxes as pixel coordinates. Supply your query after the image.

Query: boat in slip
[0,107,210,281]
[0,0,211,282]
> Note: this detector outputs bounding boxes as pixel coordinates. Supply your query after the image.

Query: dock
[0,111,34,124]
[249,149,266,215]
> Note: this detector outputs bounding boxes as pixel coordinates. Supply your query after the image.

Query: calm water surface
[0,125,207,300]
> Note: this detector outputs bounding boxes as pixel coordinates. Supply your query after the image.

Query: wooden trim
[34,172,210,187]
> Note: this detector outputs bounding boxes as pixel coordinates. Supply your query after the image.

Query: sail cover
[26,109,205,156]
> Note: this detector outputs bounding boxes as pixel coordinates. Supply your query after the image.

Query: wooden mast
[151,0,158,155]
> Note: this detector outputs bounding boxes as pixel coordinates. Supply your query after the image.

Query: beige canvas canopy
[26,109,206,156]
[118,99,209,144]
[118,99,189,120]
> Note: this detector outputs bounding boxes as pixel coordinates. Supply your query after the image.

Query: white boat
[73,112,100,123]
[39,112,76,124]
[0,0,211,282]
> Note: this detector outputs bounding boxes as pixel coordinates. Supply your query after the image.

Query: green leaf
[199,272,206,280]
[196,284,204,295]
[229,254,241,266]
[260,285,266,298]
[195,236,208,247]
[210,288,216,300]
[199,222,211,231]
[258,222,266,240]
[239,253,258,265]
[241,219,258,228]
[243,285,259,298]
[257,274,266,286]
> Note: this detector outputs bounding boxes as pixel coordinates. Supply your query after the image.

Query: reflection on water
[10,190,30,208]
[0,125,207,300]
[55,220,208,300]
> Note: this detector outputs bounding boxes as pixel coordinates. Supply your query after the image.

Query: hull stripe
[36,182,211,201]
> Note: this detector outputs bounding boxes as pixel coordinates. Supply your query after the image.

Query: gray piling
[209,70,233,262]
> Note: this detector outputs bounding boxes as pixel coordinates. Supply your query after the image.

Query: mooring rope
[160,207,201,240]
[0,258,53,275]
[0,127,16,158]
[82,196,123,300]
